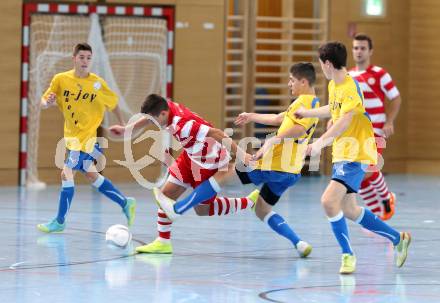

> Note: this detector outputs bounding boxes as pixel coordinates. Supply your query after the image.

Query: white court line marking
[423,220,435,223]
[9,261,27,269]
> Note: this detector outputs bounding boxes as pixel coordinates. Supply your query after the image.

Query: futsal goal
[20,3,174,188]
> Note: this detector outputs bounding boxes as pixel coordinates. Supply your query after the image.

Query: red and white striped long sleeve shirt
[166,100,230,169]
[349,65,400,137]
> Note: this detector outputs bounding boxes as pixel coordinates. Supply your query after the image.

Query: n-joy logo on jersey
[63,89,97,102]
[331,101,342,111]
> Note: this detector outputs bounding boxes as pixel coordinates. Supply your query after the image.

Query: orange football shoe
[380,192,395,221]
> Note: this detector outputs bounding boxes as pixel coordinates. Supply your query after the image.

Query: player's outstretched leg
[154,177,222,221]
[90,174,136,227]
[198,190,258,216]
[353,206,410,267]
[255,189,312,258]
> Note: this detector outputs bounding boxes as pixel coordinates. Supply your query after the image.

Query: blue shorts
[235,168,301,205]
[331,161,367,193]
[65,144,103,173]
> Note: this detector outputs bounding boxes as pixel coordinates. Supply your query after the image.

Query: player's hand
[253,148,264,161]
[294,107,307,119]
[243,153,256,167]
[108,124,126,136]
[46,93,57,107]
[237,152,255,167]
[252,137,274,160]
[382,122,394,138]
[234,112,253,126]
[305,142,321,157]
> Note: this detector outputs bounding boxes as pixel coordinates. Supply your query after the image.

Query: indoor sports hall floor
[1,175,439,303]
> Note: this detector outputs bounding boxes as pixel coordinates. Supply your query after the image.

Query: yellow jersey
[329,75,377,164]
[43,70,118,152]
[258,95,319,174]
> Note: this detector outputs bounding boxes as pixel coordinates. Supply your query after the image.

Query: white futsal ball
[105,224,132,247]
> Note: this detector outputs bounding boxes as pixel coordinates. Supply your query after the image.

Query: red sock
[359,178,382,215]
[369,172,391,201]
[157,208,172,243]
[208,197,253,216]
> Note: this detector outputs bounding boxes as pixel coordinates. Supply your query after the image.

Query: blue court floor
[1,175,439,303]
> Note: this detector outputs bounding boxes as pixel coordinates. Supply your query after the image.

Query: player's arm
[307,110,354,155]
[207,127,253,165]
[326,119,333,130]
[111,105,125,126]
[253,124,307,160]
[109,116,150,136]
[383,95,401,138]
[235,112,285,126]
[41,75,59,109]
[295,105,330,119]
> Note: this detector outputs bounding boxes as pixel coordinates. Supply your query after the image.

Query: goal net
[27,12,169,189]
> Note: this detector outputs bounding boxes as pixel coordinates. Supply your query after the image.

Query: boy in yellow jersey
[295,42,410,274]
[37,43,136,233]
[152,63,319,257]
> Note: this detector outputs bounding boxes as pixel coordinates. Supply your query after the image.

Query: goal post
[20,3,174,188]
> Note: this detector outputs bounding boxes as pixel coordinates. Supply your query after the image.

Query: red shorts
[168,151,219,203]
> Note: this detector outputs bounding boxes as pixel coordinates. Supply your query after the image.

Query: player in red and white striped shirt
[110,94,254,253]
[348,33,402,220]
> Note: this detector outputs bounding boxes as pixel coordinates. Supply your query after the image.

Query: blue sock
[56,180,75,224]
[356,207,401,246]
[92,175,127,208]
[174,177,221,214]
[329,212,353,255]
[265,211,301,246]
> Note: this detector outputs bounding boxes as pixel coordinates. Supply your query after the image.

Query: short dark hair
[73,43,92,56]
[318,41,347,70]
[289,62,316,86]
[354,33,373,50]
[141,94,169,116]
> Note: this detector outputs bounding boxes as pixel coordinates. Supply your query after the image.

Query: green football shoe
[37,218,65,233]
[123,197,136,227]
[395,231,411,267]
[339,254,356,274]
[248,189,260,211]
[136,238,173,254]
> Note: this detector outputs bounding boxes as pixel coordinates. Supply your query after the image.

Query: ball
[105,224,132,247]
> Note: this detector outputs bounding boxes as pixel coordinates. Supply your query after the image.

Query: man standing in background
[349,33,402,220]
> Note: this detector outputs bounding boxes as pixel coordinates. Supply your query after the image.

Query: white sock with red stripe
[208,197,254,216]
[157,208,172,243]
[369,172,391,201]
[359,181,382,216]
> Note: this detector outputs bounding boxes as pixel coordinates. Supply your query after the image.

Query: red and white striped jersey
[349,65,400,136]
[166,100,230,169]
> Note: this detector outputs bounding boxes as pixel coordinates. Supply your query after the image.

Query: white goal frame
[19,2,175,186]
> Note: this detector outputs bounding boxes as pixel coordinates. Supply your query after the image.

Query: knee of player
[193,205,209,216]
[342,203,362,221]
[213,170,230,186]
[320,195,336,210]
[61,169,72,181]
[255,199,271,221]
[84,171,99,182]
[161,186,178,199]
